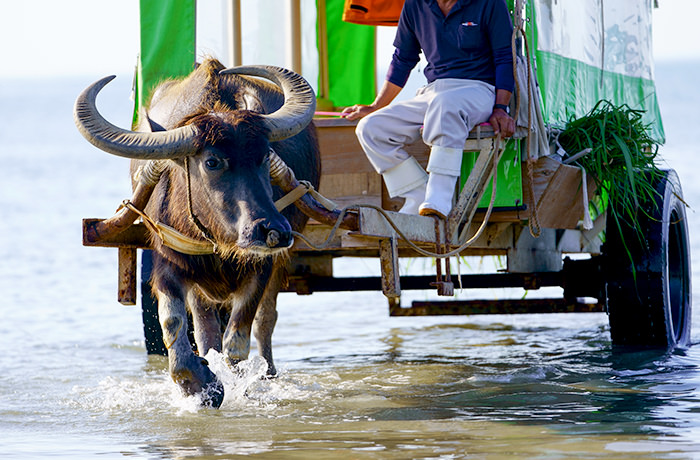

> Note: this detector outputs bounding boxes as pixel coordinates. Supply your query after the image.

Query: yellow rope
[121,200,216,255]
[293,135,505,259]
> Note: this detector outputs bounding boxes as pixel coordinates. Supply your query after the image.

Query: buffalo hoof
[264,363,278,379]
[171,356,225,408]
[200,379,225,408]
[227,356,278,380]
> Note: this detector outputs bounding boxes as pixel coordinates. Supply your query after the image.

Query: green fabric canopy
[319,0,376,108]
[132,0,196,127]
[132,0,376,120]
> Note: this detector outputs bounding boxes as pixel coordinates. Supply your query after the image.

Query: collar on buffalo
[121,199,216,255]
[115,156,219,256]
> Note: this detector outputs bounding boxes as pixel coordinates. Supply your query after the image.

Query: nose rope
[290,134,504,259]
[183,157,219,252]
[274,180,337,212]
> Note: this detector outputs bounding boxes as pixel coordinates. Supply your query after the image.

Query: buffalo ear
[146,113,166,132]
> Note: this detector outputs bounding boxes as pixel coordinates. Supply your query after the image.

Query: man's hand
[341,104,377,121]
[341,80,403,121]
[489,108,515,138]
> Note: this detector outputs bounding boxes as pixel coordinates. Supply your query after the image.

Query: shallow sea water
[1,61,700,459]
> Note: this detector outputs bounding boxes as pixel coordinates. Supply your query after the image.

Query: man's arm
[487,1,516,137]
[340,80,403,121]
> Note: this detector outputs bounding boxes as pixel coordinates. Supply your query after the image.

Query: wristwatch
[494,103,510,114]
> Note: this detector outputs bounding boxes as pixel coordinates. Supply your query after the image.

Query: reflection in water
[55,313,700,458]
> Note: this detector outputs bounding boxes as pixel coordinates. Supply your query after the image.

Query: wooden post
[379,237,401,303]
[287,0,302,73]
[118,248,137,305]
[316,0,330,100]
[227,0,242,67]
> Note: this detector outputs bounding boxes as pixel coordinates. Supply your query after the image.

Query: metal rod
[563,148,593,165]
[285,272,564,294]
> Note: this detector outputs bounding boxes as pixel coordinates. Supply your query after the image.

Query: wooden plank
[357,208,438,242]
[318,172,382,208]
[289,254,334,277]
[291,223,348,250]
[315,118,429,177]
[449,137,500,237]
[315,122,376,175]
[348,208,515,249]
[533,157,597,229]
[391,297,603,316]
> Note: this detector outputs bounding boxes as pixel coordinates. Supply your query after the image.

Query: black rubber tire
[141,250,167,356]
[604,169,692,349]
[140,250,199,356]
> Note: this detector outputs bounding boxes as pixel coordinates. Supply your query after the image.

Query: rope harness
[291,133,504,259]
[512,0,541,238]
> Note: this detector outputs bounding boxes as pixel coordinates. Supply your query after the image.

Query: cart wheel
[604,169,692,349]
[141,250,167,355]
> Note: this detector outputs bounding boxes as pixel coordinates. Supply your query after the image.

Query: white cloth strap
[426,145,464,176]
[381,156,428,197]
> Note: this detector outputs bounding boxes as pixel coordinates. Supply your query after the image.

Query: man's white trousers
[356,78,495,197]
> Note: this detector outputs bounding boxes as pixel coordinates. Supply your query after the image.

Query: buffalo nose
[260,220,292,249]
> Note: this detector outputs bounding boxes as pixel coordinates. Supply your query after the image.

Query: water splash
[67,351,333,418]
[204,350,330,412]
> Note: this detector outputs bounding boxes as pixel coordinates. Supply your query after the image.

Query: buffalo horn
[73,76,200,159]
[219,65,316,142]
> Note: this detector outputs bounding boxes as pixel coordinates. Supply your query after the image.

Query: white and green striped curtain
[530,0,664,141]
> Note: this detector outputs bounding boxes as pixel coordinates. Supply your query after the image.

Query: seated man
[341,0,515,218]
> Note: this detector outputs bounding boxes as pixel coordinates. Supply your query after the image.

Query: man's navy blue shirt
[387,0,514,92]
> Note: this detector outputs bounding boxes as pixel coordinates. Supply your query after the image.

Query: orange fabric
[342,0,404,26]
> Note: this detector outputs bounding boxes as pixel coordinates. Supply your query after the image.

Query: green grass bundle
[557,100,662,235]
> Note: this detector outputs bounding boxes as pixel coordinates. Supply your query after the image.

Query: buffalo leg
[252,263,284,376]
[223,321,252,365]
[155,283,224,408]
[222,275,268,368]
[187,288,223,356]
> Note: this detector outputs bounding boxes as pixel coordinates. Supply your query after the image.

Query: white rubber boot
[419,172,459,219]
[381,157,428,215]
[398,182,427,215]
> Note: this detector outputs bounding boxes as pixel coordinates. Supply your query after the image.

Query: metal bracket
[430,216,454,296]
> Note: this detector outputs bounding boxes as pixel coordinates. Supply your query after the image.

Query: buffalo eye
[204,156,224,171]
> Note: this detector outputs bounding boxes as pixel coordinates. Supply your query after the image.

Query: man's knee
[355,112,378,144]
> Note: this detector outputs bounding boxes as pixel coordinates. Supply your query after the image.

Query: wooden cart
[82,0,692,353]
[83,110,692,353]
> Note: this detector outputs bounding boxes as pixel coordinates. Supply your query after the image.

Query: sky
[0,0,698,79]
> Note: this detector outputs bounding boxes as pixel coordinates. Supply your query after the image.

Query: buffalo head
[74,65,316,260]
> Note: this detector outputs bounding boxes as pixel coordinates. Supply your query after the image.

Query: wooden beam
[82,219,150,248]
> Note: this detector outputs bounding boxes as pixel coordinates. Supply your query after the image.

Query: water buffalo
[74,58,320,407]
